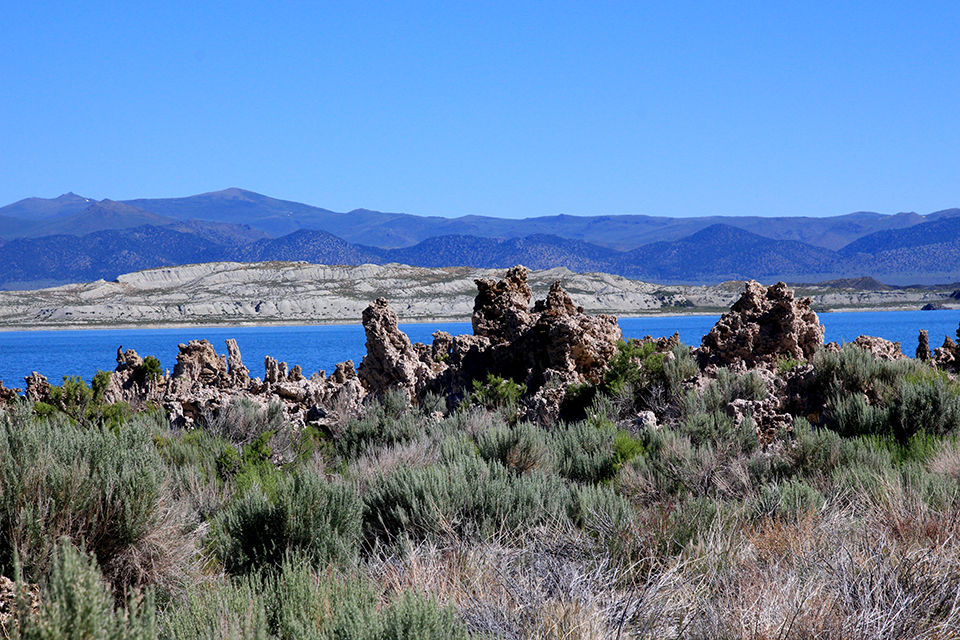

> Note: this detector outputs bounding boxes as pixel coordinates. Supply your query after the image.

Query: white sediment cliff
[0,261,954,329]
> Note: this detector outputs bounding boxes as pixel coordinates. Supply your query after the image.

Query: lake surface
[1,310,959,388]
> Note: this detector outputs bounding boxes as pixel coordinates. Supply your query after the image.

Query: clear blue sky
[2,1,958,219]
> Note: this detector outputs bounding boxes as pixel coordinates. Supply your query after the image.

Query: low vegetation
[4,340,960,638]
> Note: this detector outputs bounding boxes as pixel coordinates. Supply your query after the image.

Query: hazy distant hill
[117,188,946,252]
[3,188,955,251]
[3,188,960,288]
[0,192,94,221]
[3,220,960,289]
[618,225,844,282]
[166,219,271,246]
[0,226,223,288]
[839,215,960,255]
[25,200,178,237]
[234,229,383,264]
[386,234,618,272]
[123,188,347,239]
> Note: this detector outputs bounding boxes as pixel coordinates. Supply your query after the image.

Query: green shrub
[379,590,470,640]
[746,451,794,487]
[661,496,719,555]
[663,343,699,393]
[336,389,424,460]
[612,430,645,469]
[262,561,379,640]
[701,368,768,414]
[631,427,699,498]
[216,444,243,479]
[92,370,112,404]
[364,454,570,542]
[14,541,156,640]
[888,376,960,440]
[0,406,165,588]
[603,339,656,396]
[160,561,470,640]
[213,470,362,574]
[787,417,842,477]
[45,375,94,422]
[751,479,825,521]
[474,421,554,474]
[828,392,891,438]
[682,409,739,448]
[813,344,913,398]
[553,421,616,484]
[208,398,284,446]
[134,356,163,385]
[825,373,960,442]
[568,482,637,534]
[158,575,268,639]
[468,374,525,423]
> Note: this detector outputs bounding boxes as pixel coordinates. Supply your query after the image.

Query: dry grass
[356,496,960,640]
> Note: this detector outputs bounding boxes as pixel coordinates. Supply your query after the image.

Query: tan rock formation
[933,323,960,372]
[24,372,50,404]
[852,335,903,360]
[351,266,622,421]
[171,340,229,390]
[0,382,20,405]
[698,280,824,368]
[473,265,534,344]
[357,297,433,400]
[917,330,931,360]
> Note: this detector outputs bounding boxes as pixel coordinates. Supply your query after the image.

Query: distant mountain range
[1,188,959,289]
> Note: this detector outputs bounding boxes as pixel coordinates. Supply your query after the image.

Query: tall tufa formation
[356,265,623,420]
[698,280,824,369]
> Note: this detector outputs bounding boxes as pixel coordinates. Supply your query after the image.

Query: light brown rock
[698,280,824,368]
[853,335,903,360]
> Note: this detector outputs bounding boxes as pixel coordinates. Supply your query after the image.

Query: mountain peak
[200,187,260,200]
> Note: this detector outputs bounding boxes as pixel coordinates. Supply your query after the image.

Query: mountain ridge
[5,188,955,251]
[2,189,960,289]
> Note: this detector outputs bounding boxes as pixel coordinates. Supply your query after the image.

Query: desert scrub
[160,560,473,640]
[336,389,433,460]
[812,344,960,441]
[206,397,285,446]
[467,374,525,424]
[0,404,178,594]
[212,470,362,575]
[473,415,634,483]
[364,453,572,542]
[563,340,697,423]
[13,541,157,640]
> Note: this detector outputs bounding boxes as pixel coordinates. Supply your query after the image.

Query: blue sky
[2,1,957,219]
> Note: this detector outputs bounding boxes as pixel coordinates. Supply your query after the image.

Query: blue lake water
[1,310,959,388]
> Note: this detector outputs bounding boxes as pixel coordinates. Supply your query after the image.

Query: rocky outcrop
[933,322,960,373]
[226,339,250,385]
[357,297,433,400]
[24,373,50,404]
[473,266,534,344]
[101,347,165,407]
[852,335,903,360]
[171,340,229,391]
[698,281,824,369]
[0,382,20,405]
[347,266,622,422]
[3,267,623,430]
[917,330,931,361]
